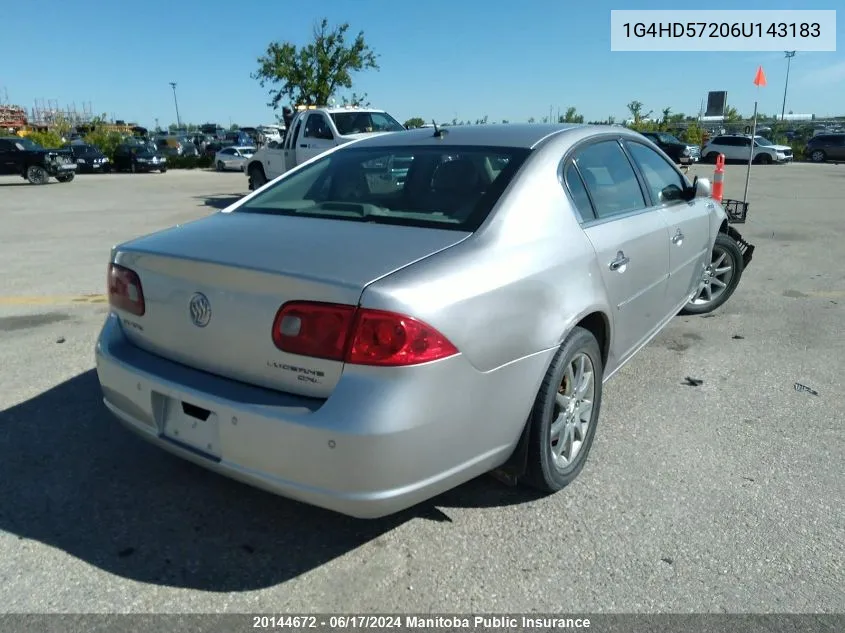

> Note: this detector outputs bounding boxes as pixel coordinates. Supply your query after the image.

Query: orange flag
[753,66,767,87]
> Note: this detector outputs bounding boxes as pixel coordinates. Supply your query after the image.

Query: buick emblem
[189,292,211,328]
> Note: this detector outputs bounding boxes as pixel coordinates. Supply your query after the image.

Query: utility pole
[781,51,796,121]
[169,82,182,129]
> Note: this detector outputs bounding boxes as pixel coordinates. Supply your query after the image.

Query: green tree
[25,131,63,149]
[474,115,489,124]
[229,124,239,131]
[559,106,584,123]
[252,19,379,110]
[528,116,535,123]
[341,92,370,107]
[404,117,426,128]
[83,129,124,160]
[626,100,653,127]
[724,106,742,122]
[681,123,703,145]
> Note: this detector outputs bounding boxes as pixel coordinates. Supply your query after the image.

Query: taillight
[272,302,356,361]
[347,309,458,366]
[271,302,458,366]
[107,263,145,316]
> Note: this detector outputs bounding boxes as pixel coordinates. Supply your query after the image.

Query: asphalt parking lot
[0,164,843,614]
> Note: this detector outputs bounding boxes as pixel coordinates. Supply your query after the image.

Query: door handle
[672,229,684,245]
[609,251,630,271]
[300,144,307,148]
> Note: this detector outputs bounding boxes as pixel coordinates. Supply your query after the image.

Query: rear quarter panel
[358,140,613,375]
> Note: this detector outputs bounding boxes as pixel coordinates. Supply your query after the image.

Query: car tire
[26,165,50,185]
[756,153,772,165]
[159,167,167,173]
[249,164,267,188]
[56,172,75,183]
[131,162,137,174]
[217,160,225,171]
[705,152,720,164]
[810,150,826,163]
[523,326,603,494]
[679,232,744,316]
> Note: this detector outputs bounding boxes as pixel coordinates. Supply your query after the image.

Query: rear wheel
[680,233,744,315]
[756,153,772,165]
[249,164,267,188]
[810,149,826,163]
[705,152,720,164]
[26,165,49,185]
[523,327,603,493]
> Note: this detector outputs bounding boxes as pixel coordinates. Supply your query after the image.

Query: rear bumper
[95,314,547,518]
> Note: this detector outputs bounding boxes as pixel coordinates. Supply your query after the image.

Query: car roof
[348,123,591,149]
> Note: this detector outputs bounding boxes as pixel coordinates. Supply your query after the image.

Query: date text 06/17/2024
[610,9,836,51]
[250,615,592,629]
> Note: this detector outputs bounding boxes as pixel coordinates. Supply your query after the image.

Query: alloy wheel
[690,245,735,306]
[550,352,595,469]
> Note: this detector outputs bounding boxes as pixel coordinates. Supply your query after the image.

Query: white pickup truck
[245,106,407,189]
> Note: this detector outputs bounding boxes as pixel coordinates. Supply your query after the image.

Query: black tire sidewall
[250,165,266,187]
[525,327,603,491]
[680,232,745,316]
[27,166,48,184]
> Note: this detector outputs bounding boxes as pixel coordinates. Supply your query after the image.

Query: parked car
[0,135,77,184]
[639,131,698,165]
[214,145,256,171]
[155,137,198,158]
[112,143,167,173]
[702,134,793,164]
[246,105,405,188]
[805,133,845,163]
[95,123,753,519]
[64,142,111,173]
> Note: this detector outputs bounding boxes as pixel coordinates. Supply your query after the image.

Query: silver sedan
[214,145,256,171]
[95,124,753,518]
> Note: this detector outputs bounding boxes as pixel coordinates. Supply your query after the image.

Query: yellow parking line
[0,294,107,306]
[806,290,845,299]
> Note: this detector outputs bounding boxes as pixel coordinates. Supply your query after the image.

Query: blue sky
[1,0,842,128]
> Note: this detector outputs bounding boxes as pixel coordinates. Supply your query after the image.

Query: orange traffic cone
[712,154,725,203]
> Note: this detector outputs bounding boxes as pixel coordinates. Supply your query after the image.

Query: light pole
[169,82,182,129]
[780,51,796,121]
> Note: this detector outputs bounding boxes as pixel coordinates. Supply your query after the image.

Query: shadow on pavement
[0,369,540,591]
[196,194,245,210]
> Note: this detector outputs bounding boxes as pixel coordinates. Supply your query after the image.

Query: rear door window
[572,140,647,219]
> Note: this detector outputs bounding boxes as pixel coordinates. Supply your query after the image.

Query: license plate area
[156,394,222,459]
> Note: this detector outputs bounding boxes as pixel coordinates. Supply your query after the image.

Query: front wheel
[56,172,75,183]
[216,160,225,171]
[810,150,826,163]
[523,327,603,493]
[705,152,720,164]
[680,233,744,316]
[26,165,50,185]
[159,167,167,173]
[756,153,772,165]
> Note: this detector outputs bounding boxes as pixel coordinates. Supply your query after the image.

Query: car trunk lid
[112,211,470,398]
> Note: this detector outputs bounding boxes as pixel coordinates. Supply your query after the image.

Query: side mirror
[692,176,712,199]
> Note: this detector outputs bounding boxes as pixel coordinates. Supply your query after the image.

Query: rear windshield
[236,145,530,231]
